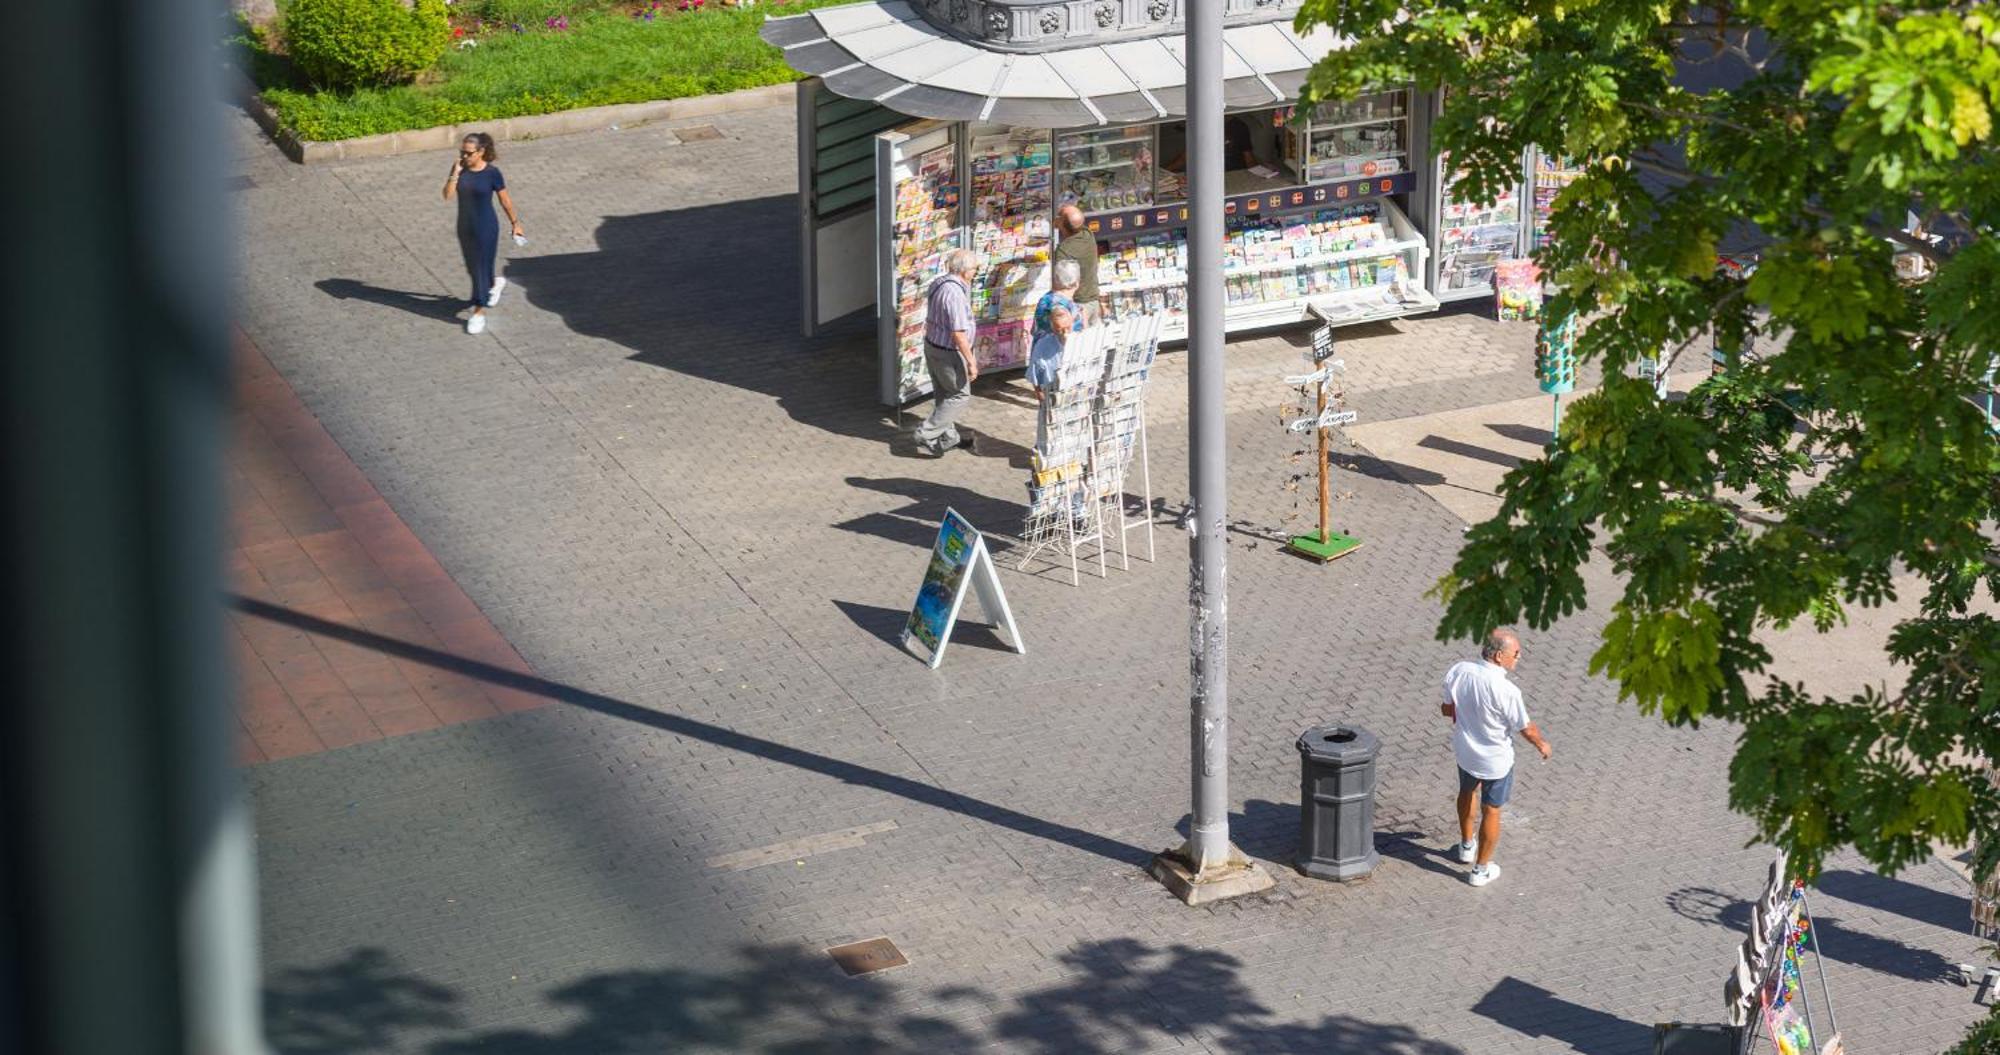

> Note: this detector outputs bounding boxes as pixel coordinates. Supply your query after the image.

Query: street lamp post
[1147,0,1275,905]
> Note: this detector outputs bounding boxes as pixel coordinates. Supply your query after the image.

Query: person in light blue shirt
[1026,259,1083,399]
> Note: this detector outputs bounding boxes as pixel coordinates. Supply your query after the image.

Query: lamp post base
[1148,842,1276,906]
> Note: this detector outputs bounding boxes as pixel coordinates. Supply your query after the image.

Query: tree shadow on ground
[1470,976,1654,1054]
[1665,884,1958,983]
[265,947,460,1055]
[268,940,1468,1054]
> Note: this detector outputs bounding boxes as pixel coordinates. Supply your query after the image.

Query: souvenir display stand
[1018,315,1165,584]
[1092,313,1163,568]
[1722,854,1842,1055]
[1431,155,1529,302]
[1020,324,1117,584]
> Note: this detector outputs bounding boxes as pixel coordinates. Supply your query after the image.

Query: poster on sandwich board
[902,509,1023,669]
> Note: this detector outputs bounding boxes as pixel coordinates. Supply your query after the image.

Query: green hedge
[245,3,853,142]
[280,0,450,91]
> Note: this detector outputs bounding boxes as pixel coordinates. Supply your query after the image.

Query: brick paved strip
[706,821,901,871]
[228,327,542,763]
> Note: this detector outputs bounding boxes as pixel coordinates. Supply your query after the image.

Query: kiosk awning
[760,1,1350,128]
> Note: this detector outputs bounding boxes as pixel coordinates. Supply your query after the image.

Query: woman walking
[443,132,523,334]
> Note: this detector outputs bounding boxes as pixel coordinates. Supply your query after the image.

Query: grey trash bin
[1296,724,1379,881]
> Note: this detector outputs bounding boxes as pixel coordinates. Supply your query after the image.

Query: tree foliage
[1295,0,2000,882]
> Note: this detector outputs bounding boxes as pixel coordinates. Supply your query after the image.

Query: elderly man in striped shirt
[914,248,981,456]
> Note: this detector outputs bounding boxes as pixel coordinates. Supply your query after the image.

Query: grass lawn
[239,1,853,142]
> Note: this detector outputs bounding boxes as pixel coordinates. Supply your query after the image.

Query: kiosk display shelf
[876,122,963,405]
[1531,150,1587,250]
[1435,161,1525,300]
[968,125,1055,372]
[1283,91,1410,184]
[1056,125,1157,213]
[1097,198,1436,338]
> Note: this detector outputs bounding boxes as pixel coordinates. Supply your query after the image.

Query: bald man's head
[1057,205,1085,234]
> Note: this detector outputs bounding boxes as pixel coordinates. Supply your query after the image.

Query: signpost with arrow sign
[1283,325,1362,563]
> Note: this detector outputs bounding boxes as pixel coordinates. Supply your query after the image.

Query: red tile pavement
[226,327,544,764]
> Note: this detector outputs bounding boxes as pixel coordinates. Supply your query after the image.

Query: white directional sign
[1284,359,1343,386]
[1286,408,1358,433]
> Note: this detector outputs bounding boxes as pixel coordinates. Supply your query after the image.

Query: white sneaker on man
[1467,862,1502,887]
[466,313,487,334]
[487,276,507,307]
[1454,841,1476,864]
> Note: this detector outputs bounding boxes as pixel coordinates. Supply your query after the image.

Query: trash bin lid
[1296,724,1379,764]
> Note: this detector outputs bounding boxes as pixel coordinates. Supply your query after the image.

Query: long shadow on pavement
[315,278,467,322]
[232,595,1148,868]
[268,940,1468,1054]
[1816,868,1973,933]
[1665,884,1956,983]
[1471,977,1654,1054]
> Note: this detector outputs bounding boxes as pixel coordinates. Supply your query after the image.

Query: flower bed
[233,0,850,142]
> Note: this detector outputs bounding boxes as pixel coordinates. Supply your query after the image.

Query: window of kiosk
[1283,89,1410,185]
[1153,108,1293,201]
[1054,124,1157,214]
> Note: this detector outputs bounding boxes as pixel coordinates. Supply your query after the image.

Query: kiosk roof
[761,2,1350,127]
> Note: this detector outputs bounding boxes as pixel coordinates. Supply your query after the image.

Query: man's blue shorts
[1459,765,1515,808]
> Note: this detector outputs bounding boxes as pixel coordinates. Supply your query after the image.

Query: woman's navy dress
[456,166,505,307]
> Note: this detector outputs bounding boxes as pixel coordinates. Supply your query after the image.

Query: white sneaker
[487,276,507,307]
[1467,862,1502,887]
[466,312,487,334]
[1455,841,1476,864]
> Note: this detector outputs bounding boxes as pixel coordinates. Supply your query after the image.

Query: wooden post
[1315,375,1330,544]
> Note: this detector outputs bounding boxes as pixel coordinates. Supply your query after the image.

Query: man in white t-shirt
[1441,628,1552,887]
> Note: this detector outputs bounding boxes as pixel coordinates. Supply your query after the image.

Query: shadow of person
[316,278,467,322]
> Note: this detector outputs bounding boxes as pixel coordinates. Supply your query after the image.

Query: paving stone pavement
[232,99,1987,1054]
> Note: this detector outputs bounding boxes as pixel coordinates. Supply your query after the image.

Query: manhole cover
[672,124,723,143]
[827,937,907,976]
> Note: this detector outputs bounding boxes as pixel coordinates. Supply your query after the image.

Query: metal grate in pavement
[826,937,907,977]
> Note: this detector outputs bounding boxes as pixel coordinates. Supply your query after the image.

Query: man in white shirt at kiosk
[1441,628,1553,887]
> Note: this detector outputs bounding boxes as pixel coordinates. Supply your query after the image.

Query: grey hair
[946,248,980,275]
[1051,258,1081,291]
[1481,627,1520,661]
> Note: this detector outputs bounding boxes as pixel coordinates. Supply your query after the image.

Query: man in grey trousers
[914,248,980,456]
